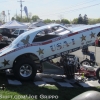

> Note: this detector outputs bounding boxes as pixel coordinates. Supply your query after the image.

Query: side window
[33,28,58,42]
[19,30,24,35]
[14,30,19,35]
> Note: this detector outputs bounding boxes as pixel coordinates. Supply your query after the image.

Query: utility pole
[8,10,10,21]
[18,0,24,21]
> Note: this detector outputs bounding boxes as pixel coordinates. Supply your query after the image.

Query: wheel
[13,58,37,81]
[96,67,100,80]
[80,60,91,66]
[80,60,97,67]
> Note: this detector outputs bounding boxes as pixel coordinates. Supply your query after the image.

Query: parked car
[11,29,28,38]
[0,28,11,37]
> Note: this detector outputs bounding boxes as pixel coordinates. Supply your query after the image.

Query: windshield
[14,30,19,35]
[0,29,3,33]
[11,34,25,46]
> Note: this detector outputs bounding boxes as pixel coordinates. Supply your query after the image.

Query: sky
[0,0,100,22]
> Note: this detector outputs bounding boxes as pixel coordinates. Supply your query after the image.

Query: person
[98,37,100,47]
[82,45,95,61]
[0,34,2,41]
[95,37,99,46]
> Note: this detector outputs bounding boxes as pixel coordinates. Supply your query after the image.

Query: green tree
[44,19,52,23]
[55,20,61,23]
[83,14,88,24]
[78,14,83,24]
[72,18,78,24]
[88,18,100,24]
[61,19,70,24]
[31,15,40,22]
[11,17,15,20]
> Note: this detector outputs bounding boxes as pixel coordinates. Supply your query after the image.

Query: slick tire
[13,58,37,81]
[96,67,100,80]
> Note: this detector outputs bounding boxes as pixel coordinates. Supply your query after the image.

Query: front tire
[13,58,37,81]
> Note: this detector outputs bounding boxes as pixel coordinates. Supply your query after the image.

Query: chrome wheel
[20,64,32,77]
[81,61,90,66]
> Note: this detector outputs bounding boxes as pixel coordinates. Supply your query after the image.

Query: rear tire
[13,58,37,81]
[96,67,100,80]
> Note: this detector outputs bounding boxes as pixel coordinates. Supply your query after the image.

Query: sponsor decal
[72,39,75,45]
[50,45,56,52]
[48,56,55,60]
[86,40,92,44]
[63,41,69,47]
[81,42,84,45]
[41,47,80,62]
[37,48,44,55]
[2,59,10,67]
[80,34,86,41]
[50,41,69,52]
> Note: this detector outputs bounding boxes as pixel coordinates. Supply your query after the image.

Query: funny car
[0,23,100,80]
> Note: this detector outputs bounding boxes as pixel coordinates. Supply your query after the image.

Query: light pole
[18,0,24,21]
[8,10,10,21]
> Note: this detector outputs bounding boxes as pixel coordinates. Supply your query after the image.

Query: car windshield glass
[0,29,3,33]
[11,34,25,46]
[14,30,19,35]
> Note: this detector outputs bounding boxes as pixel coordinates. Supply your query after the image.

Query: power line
[39,2,100,17]
[18,0,24,20]
[27,0,96,16]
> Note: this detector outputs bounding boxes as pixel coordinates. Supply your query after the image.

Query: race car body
[0,23,100,80]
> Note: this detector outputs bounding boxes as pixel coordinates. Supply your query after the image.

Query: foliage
[10,13,100,25]
[44,19,52,23]
[83,14,88,24]
[72,18,78,24]
[55,20,61,23]
[77,14,88,24]
[77,14,83,24]
[31,15,40,22]
[61,19,70,24]
[88,18,100,24]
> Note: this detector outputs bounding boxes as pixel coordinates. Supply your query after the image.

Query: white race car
[0,23,100,80]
